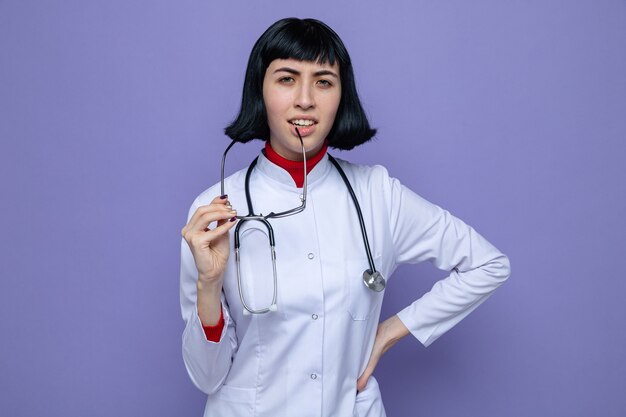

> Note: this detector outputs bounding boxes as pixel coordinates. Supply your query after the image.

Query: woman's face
[263,58,341,160]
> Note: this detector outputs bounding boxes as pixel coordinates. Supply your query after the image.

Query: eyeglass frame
[219,129,308,314]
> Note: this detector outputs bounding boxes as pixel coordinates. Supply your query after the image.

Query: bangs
[260,19,348,67]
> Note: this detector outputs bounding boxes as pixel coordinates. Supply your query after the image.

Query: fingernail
[230,216,237,222]
[220,194,228,199]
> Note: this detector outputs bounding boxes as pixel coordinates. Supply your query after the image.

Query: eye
[279,76,295,84]
[316,79,333,88]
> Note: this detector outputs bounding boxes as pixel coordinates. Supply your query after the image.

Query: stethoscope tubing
[225,136,385,314]
[327,154,377,276]
[239,153,383,285]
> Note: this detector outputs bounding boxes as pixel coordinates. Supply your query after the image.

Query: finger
[211,194,233,211]
[185,206,217,235]
[356,350,382,392]
[186,194,236,230]
[189,215,237,250]
[357,354,378,390]
[211,194,231,205]
[187,203,232,228]
[198,211,237,235]
[192,202,237,225]
[202,215,238,240]
[213,216,230,230]
[186,208,237,237]
[214,205,237,228]
[357,367,372,392]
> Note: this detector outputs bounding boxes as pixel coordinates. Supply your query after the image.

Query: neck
[264,141,328,188]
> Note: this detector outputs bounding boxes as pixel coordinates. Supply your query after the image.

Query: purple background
[1,1,625,416]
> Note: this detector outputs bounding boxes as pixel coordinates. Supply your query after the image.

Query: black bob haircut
[224,18,376,150]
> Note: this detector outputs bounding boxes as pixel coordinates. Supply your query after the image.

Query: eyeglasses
[220,129,308,314]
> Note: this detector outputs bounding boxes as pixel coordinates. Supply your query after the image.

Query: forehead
[266,58,340,74]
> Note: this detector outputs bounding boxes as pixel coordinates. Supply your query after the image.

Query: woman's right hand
[181,196,238,287]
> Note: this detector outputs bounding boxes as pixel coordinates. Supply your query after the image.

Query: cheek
[263,94,285,123]
[323,93,341,121]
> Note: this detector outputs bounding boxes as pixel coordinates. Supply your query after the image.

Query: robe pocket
[206,385,256,416]
[354,376,385,417]
[347,255,385,321]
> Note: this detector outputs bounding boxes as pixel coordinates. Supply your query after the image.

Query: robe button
[310,373,318,380]
[307,253,315,260]
[312,314,318,320]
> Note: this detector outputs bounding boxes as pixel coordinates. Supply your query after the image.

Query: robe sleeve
[180,198,238,394]
[388,178,511,347]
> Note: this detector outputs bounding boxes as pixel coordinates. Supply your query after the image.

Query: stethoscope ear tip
[269,304,278,312]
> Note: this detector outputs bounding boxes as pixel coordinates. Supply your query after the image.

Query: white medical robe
[180,152,511,417]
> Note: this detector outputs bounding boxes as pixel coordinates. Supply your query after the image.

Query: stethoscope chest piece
[363,269,386,292]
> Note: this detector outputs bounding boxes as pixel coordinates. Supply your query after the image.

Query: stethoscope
[221,129,385,315]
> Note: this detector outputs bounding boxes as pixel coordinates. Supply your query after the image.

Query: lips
[288,117,318,138]
[290,122,316,138]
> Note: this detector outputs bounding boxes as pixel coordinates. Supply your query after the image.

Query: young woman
[180,18,510,417]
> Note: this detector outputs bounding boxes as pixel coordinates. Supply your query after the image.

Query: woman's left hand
[357,315,410,392]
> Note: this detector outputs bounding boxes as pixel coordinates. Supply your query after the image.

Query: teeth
[291,119,315,126]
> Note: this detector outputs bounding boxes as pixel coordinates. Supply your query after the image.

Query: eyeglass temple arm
[221,140,238,197]
[297,128,308,204]
[223,129,306,219]
[265,128,307,219]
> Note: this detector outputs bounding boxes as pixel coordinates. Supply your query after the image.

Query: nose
[294,84,314,110]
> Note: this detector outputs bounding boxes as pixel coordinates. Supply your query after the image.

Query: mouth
[288,118,318,138]
[289,118,318,127]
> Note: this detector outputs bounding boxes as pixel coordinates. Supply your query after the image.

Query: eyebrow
[273,67,339,79]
